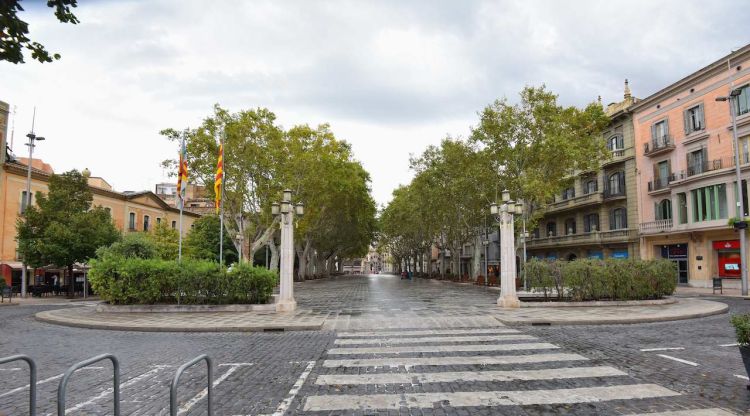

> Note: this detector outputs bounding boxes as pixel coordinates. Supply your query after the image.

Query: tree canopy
[16,170,120,294]
[1,0,79,64]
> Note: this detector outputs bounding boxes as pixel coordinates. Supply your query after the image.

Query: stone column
[277,209,296,312]
[497,207,520,308]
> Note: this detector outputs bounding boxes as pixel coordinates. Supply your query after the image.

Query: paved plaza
[1,274,749,415]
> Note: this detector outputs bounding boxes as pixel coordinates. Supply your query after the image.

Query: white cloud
[2,0,748,205]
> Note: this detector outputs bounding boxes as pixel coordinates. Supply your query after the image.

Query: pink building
[634,45,750,288]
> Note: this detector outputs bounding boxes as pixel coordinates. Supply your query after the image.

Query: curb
[495,302,729,326]
[0,302,19,307]
[34,311,324,333]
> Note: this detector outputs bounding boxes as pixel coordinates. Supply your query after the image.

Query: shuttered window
[737,85,750,116]
[610,208,627,230]
[683,104,705,134]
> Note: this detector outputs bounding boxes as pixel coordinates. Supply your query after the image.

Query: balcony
[639,219,673,234]
[647,174,676,193]
[546,191,603,213]
[525,229,637,249]
[643,135,675,157]
[686,156,733,178]
[603,147,634,166]
[603,186,626,200]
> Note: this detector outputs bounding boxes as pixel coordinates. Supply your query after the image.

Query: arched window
[584,179,597,194]
[565,218,577,235]
[610,208,627,230]
[584,213,599,232]
[608,172,625,196]
[608,134,624,151]
[546,222,557,237]
[656,199,672,220]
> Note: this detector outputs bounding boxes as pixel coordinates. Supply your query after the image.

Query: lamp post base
[497,295,521,309]
[275,299,297,312]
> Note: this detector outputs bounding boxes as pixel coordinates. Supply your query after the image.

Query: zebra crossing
[298,325,738,415]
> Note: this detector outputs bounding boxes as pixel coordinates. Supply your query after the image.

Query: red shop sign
[713,240,740,250]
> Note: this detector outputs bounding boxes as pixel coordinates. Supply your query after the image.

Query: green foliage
[184,215,237,264]
[527,258,677,301]
[1,0,79,64]
[731,314,750,346]
[16,170,120,293]
[150,222,180,260]
[97,233,156,260]
[88,256,278,305]
[471,85,610,228]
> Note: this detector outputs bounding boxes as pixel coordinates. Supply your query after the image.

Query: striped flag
[177,138,188,210]
[214,143,223,213]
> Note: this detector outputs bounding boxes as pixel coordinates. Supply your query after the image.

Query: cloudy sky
[3,0,749,206]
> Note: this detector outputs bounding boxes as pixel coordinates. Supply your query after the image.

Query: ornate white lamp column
[272,189,304,312]
[491,190,522,309]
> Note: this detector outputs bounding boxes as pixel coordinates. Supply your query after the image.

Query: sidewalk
[1,294,101,306]
[674,286,748,298]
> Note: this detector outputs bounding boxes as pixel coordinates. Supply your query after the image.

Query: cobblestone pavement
[1,274,748,415]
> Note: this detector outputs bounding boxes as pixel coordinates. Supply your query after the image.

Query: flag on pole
[177,138,188,210]
[214,143,223,214]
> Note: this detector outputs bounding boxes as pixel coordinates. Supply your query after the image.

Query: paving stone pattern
[1,275,747,415]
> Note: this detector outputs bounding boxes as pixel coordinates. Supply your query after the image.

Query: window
[608,172,625,195]
[655,199,672,220]
[19,191,33,213]
[546,222,557,237]
[651,119,669,141]
[691,184,727,222]
[683,104,705,134]
[677,193,688,224]
[532,228,540,238]
[143,215,150,231]
[583,213,599,232]
[740,136,750,164]
[607,135,624,151]
[610,208,627,230]
[687,148,707,176]
[564,218,576,235]
[171,220,177,229]
[156,217,161,225]
[736,85,750,116]
[584,179,597,194]
[562,187,575,200]
[129,213,136,230]
[104,207,111,215]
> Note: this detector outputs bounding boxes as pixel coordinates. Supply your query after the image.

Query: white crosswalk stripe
[298,327,735,414]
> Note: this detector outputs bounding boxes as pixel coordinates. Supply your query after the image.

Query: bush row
[88,256,278,305]
[526,258,677,301]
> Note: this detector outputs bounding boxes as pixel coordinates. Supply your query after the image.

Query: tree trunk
[472,235,482,281]
[296,239,311,281]
[248,218,279,261]
[67,264,75,298]
[269,241,280,272]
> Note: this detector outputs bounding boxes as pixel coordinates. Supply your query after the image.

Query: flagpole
[219,128,225,267]
[178,134,185,262]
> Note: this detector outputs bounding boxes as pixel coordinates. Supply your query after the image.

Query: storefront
[610,249,629,259]
[587,250,603,259]
[660,243,689,284]
[714,240,741,279]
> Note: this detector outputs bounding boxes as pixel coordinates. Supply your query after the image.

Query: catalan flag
[214,143,223,213]
[177,138,188,210]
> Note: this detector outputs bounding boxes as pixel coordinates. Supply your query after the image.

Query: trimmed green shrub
[731,314,750,346]
[89,256,278,305]
[96,233,157,260]
[527,258,676,301]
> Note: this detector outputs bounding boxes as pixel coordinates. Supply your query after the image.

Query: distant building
[155,182,214,215]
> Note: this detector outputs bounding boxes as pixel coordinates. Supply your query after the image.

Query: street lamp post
[490,190,523,308]
[21,131,45,298]
[717,88,748,297]
[271,189,304,311]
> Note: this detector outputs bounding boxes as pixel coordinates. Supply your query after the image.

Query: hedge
[526,258,676,301]
[88,256,278,305]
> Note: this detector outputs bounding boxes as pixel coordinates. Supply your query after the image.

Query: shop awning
[0,261,30,270]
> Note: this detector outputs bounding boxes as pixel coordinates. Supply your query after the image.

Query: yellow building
[0,100,200,288]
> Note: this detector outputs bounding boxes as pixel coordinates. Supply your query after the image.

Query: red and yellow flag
[214,143,223,213]
[177,139,188,209]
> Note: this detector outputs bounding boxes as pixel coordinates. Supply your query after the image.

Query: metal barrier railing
[57,354,120,415]
[170,354,213,416]
[0,354,37,416]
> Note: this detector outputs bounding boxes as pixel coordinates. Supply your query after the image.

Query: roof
[2,162,200,218]
[632,44,750,111]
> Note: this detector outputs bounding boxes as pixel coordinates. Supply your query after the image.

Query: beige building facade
[634,46,750,288]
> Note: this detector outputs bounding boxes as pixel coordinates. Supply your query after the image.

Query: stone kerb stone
[96,303,277,313]
[519,297,678,308]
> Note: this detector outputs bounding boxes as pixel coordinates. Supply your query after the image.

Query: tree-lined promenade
[379,86,610,278]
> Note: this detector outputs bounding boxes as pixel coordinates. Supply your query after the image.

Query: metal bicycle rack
[170,354,214,416]
[57,353,120,416]
[0,354,37,416]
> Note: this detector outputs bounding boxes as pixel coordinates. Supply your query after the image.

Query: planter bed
[519,296,676,308]
[96,302,276,313]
